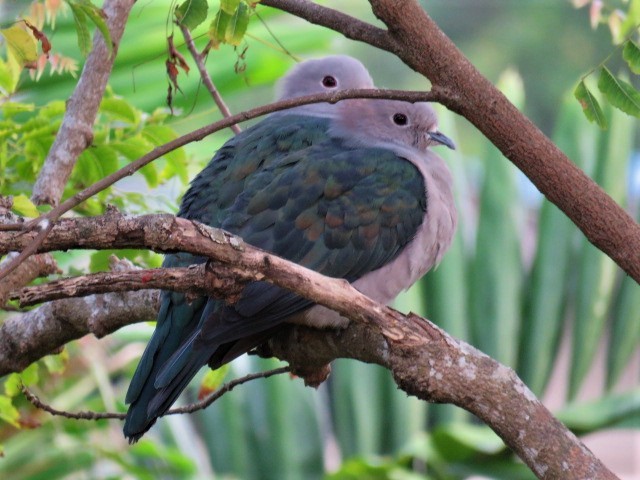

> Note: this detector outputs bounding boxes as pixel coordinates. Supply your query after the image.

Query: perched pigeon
[124,56,374,441]
[125,96,456,442]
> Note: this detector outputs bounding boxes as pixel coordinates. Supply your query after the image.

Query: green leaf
[220,0,240,15]
[432,423,505,461]
[175,0,209,30]
[597,67,640,117]
[43,350,69,375]
[623,40,640,74]
[0,58,18,95]
[570,103,634,399]
[574,80,607,129]
[76,0,113,57]
[620,0,640,40]
[20,363,39,386]
[99,97,139,124]
[0,396,19,428]
[91,145,119,177]
[606,271,640,389]
[558,389,640,434]
[76,149,103,185]
[469,145,522,367]
[210,10,233,43]
[518,97,590,396]
[226,2,250,46]
[4,375,21,398]
[67,2,92,57]
[11,194,39,217]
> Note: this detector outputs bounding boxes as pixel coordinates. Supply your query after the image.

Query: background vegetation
[0,0,638,478]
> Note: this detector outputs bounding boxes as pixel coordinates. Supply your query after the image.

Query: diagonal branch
[262,0,640,284]
[31,0,136,207]
[0,211,616,479]
[178,23,242,134]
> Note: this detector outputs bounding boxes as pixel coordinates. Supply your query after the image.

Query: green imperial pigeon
[124,56,374,441]
[124,95,457,442]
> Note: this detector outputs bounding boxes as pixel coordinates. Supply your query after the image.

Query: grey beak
[428,131,456,150]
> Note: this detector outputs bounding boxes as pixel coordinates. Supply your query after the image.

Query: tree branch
[262,0,640,284]
[0,211,616,479]
[178,24,242,134]
[10,263,250,307]
[21,367,289,420]
[31,0,136,207]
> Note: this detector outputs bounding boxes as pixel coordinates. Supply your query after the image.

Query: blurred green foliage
[0,1,639,479]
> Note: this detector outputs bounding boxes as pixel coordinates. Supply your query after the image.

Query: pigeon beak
[428,131,456,150]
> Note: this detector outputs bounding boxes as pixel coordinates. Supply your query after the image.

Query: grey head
[330,99,455,156]
[275,55,374,117]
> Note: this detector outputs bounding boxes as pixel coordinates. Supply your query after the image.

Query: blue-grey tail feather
[123,292,205,442]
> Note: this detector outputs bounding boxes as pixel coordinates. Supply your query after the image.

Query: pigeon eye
[393,113,408,126]
[322,75,337,88]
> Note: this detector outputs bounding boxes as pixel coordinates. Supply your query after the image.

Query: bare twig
[23,387,124,420]
[167,366,290,414]
[22,367,290,420]
[31,0,136,207]
[0,88,442,280]
[178,23,242,134]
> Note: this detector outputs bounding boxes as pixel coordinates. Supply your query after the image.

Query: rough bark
[31,0,136,206]
[0,212,617,480]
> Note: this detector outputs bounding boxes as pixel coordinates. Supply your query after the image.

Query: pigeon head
[275,55,374,117]
[331,99,455,153]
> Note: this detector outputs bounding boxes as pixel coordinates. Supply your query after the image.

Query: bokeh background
[1,0,638,478]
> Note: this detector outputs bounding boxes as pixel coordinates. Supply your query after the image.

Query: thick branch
[0,288,160,374]
[31,0,136,206]
[263,0,640,284]
[0,212,615,479]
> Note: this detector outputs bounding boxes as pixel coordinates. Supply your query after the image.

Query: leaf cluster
[175,0,254,47]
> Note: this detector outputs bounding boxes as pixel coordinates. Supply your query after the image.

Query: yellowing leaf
[1,25,38,67]
[220,0,240,14]
[0,396,19,428]
[210,10,232,43]
[198,364,230,399]
[43,350,68,374]
[226,2,250,46]
[4,374,21,398]
[574,80,607,129]
[12,194,39,217]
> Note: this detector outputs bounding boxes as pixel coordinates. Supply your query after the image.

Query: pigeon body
[124,60,457,443]
[124,56,374,441]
